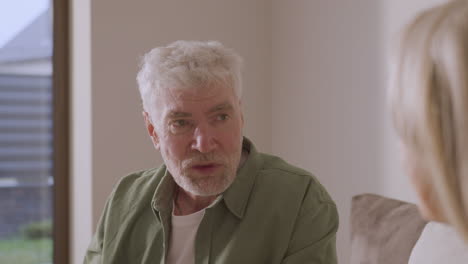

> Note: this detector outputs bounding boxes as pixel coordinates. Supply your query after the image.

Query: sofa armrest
[350,193,427,264]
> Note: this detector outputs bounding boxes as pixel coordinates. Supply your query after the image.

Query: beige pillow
[350,194,427,264]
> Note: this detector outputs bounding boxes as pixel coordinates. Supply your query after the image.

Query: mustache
[182,153,225,167]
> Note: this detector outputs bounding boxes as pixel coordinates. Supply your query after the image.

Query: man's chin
[183,167,226,180]
[180,177,233,197]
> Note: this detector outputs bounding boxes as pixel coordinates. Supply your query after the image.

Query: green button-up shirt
[84,138,339,264]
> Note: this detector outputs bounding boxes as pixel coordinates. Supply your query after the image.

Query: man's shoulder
[260,153,312,177]
[107,166,165,208]
[256,152,334,205]
[115,167,162,190]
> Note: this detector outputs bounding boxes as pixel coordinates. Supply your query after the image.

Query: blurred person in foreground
[83,40,338,264]
[389,0,468,263]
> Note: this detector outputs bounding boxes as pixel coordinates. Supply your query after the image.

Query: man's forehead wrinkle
[157,85,236,120]
[167,87,182,101]
[181,88,218,101]
[165,101,230,119]
[207,102,233,114]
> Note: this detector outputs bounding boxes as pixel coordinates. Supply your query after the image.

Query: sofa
[350,193,428,264]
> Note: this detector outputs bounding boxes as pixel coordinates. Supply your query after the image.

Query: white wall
[70,0,92,263]
[90,0,272,227]
[271,1,383,262]
[70,0,94,264]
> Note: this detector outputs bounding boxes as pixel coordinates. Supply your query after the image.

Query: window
[0,0,69,263]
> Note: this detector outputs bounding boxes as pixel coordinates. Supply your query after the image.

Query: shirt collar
[221,137,263,219]
[151,168,176,214]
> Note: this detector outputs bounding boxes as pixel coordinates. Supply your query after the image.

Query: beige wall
[71,0,92,263]
[90,0,272,227]
[271,1,383,262]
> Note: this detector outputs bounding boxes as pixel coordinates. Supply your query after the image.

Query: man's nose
[192,124,218,153]
[191,125,218,153]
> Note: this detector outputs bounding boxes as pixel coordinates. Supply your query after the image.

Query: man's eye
[216,114,229,121]
[173,120,188,127]
[169,119,192,134]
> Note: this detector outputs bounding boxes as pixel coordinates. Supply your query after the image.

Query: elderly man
[84,41,339,264]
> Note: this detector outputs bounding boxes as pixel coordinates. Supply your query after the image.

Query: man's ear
[143,111,160,149]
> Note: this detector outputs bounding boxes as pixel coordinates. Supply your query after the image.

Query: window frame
[52,0,70,262]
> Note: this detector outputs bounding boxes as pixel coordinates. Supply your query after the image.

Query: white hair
[136,40,243,115]
[389,0,468,242]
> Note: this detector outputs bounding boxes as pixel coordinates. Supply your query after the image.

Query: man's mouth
[190,163,221,173]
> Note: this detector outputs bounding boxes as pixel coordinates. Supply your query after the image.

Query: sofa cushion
[350,193,428,264]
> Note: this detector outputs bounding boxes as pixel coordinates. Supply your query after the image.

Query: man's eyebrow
[167,111,192,119]
[206,102,233,114]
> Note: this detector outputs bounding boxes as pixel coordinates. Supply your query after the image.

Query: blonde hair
[390,0,468,242]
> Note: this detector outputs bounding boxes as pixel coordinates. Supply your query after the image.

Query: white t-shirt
[409,221,468,264]
[166,208,205,264]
